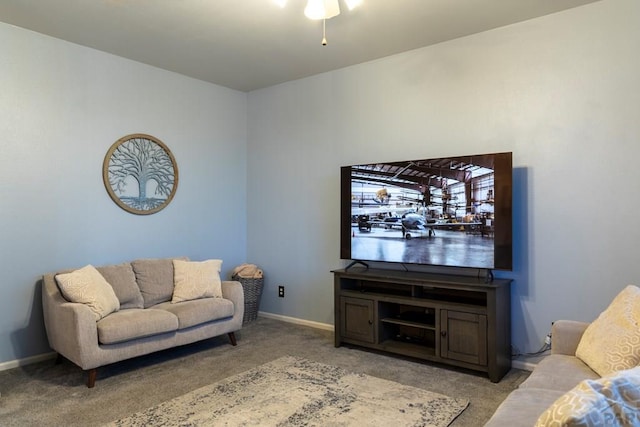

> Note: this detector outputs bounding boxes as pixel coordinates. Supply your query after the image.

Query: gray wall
[0,25,248,364]
[2,0,639,367]
[247,0,640,360]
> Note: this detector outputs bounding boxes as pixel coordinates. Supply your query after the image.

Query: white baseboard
[258,312,539,372]
[0,351,57,372]
[257,311,334,332]
[2,317,536,374]
[0,314,328,372]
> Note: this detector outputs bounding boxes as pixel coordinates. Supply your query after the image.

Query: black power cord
[511,334,552,358]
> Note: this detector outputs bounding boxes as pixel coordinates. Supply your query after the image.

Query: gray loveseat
[484,320,598,426]
[42,258,244,388]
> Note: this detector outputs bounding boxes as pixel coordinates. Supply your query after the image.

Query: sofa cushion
[96,308,179,344]
[154,297,234,330]
[519,354,599,392]
[576,285,640,376]
[484,388,565,427]
[96,263,144,309]
[55,265,120,321]
[171,259,223,303]
[535,366,640,427]
[131,257,187,308]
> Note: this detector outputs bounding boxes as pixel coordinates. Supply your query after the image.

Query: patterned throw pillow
[535,367,640,426]
[55,265,120,320]
[575,285,640,376]
[171,259,223,303]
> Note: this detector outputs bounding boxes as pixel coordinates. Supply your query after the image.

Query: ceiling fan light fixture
[304,0,340,20]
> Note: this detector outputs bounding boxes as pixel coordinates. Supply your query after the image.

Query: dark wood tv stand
[332,267,512,382]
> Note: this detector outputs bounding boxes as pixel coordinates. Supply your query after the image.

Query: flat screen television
[340,152,512,271]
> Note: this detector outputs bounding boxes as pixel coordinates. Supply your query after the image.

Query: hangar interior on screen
[341,152,513,270]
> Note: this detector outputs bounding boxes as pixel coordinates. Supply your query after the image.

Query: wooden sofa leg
[86,368,97,388]
[228,332,237,346]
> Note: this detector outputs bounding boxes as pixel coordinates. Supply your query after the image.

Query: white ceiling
[0,0,601,92]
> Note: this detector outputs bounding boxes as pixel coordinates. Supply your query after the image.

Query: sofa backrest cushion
[131,257,187,308]
[55,265,120,321]
[96,263,144,310]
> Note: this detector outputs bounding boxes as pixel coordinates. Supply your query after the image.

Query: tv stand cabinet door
[340,296,375,343]
[440,309,487,366]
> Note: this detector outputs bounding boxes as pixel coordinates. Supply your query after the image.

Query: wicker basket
[232,275,264,324]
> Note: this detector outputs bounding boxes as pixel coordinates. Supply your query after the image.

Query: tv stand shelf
[380,317,435,330]
[333,267,512,382]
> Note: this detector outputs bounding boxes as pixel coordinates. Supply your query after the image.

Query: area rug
[107,356,469,427]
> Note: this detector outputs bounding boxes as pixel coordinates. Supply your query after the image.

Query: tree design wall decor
[103,134,179,215]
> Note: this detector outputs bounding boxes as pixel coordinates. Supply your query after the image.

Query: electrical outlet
[278,286,285,298]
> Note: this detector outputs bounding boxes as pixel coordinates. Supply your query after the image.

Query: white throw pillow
[575,285,640,376]
[171,259,223,303]
[55,265,120,321]
[535,366,640,427]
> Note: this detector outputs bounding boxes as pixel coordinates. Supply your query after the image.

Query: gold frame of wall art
[103,133,179,215]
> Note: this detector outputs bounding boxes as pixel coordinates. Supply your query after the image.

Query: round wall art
[103,133,179,215]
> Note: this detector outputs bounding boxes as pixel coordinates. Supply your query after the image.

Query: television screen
[340,152,512,271]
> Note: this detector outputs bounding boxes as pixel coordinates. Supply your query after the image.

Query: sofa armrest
[42,274,100,369]
[221,280,245,323]
[551,320,590,356]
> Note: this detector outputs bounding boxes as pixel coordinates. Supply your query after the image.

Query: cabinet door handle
[440,331,447,337]
[368,320,373,325]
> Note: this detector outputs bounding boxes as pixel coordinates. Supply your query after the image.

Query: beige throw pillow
[171,259,223,303]
[535,366,640,427]
[575,285,640,376]
[55,265,120,321]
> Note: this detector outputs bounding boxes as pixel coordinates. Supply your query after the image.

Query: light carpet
[107,355,469,427]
